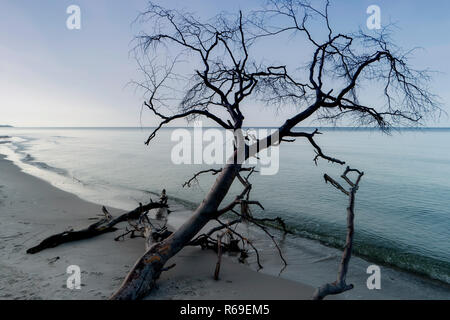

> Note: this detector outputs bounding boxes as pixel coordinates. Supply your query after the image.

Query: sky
[0,0,449,127]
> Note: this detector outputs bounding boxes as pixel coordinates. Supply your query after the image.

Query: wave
[251,212,450,285]
[8,138,69,177]
[294,226,449,284]
[22,154,69,176]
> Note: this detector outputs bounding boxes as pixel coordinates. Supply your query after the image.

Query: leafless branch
[313,166,364,300]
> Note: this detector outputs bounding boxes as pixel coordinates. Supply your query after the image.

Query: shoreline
[1,128,449,288]
[1,153,449,299]
[0,155,315,300]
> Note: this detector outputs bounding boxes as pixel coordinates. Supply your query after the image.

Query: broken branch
[27,202,168,254]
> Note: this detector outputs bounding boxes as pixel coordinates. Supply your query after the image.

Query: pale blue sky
[1,0,449,127]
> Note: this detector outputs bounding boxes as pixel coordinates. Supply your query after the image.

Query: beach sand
[0,155,315,300]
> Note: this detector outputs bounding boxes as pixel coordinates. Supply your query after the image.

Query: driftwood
[214,231,226,280]
[27,202,167,254]
[155,189,168,220]
[312,167,364,300]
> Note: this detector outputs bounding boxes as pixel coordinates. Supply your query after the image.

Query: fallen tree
[27,0,439,300]
[109,0,437,300]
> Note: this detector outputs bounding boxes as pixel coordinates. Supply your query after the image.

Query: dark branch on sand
[27,202,167,254]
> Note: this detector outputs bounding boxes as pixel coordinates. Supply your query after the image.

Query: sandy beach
[1,151,449,300]
[0,154,315,300]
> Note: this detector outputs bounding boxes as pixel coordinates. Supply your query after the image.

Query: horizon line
[3,126,450,129]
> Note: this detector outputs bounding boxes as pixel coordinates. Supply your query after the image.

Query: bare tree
[110,0,439,299]
[28,0,440,300]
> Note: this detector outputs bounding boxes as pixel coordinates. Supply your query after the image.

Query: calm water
[0,127,449,284]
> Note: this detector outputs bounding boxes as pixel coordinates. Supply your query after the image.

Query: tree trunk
[110,162,241,300]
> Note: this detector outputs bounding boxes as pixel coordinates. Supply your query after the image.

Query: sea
[0,127,449,298]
